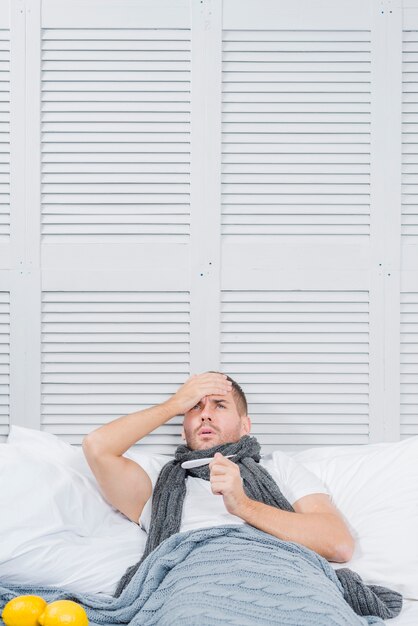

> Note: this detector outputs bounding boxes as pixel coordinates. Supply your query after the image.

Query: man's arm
[82,373,232,523]
[209,453,355,563]
[236,494,354,563]
[83,372,231,456]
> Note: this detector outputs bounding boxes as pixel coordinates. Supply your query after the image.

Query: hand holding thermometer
[181,454,236,469]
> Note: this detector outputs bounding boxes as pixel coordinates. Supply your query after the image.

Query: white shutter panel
[32,1,193,449]
[0,2,10,440]
[402,16,418,439]
[220,0,385,451]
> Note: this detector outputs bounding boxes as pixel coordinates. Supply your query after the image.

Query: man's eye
[217,404,225,408]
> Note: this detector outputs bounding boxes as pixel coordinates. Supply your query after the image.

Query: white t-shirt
[130,450,331,534]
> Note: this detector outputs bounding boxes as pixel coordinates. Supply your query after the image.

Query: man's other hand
[209,452,248,516]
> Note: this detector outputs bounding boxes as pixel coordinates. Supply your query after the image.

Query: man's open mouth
[198,429,215,436]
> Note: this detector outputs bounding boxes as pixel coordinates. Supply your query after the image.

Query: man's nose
[200,398,213,419]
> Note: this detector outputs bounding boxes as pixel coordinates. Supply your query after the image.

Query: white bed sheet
[385,599,418,625]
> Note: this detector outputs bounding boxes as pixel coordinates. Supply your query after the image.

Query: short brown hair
[207,371,248,417]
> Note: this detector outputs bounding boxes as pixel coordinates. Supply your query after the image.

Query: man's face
[181,391,251,451]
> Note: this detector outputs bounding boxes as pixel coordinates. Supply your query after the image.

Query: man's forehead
[199,395,232,404]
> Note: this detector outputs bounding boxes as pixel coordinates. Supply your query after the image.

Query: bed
[0,426,417,625]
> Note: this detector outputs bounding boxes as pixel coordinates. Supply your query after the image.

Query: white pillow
[288,437,418,600]
[1,426,147,595]
[7,425,90,473]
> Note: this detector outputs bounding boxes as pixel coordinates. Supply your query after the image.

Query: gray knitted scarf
[114,435,402,620]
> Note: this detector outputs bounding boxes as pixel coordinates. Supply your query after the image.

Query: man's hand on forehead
[171,372,232,415]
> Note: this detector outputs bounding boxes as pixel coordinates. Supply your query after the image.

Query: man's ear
[181,428,186,441]
[243,415,251,434]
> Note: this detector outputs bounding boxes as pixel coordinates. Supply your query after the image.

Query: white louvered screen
[0,290,9,437]
[41,28,191,243]
[401,292,418,438]
[0,27,8,241]
[221,290,369,452]
[3,0,417,453]
[221,30,371,240]
[41,290,190,453]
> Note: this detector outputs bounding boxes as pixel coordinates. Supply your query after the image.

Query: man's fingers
[210,453,233,466]
[194,372,230,385]
[209,456,226,469]
[190,372,232,397]
[210,465,228,475]
[200,385,230,392]
[202,381,232,391]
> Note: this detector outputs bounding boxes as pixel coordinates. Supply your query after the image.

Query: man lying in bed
[82,371,354,565]
[82,372,402,620]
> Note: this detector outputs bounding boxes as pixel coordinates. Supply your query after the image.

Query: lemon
[38,600,89,626]
[1,594,47,626]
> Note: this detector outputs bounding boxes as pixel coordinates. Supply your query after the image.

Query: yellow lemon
[38,600,89,626]
[1,594,47,626]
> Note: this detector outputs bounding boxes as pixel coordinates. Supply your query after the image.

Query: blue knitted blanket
[0,524,385,626]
